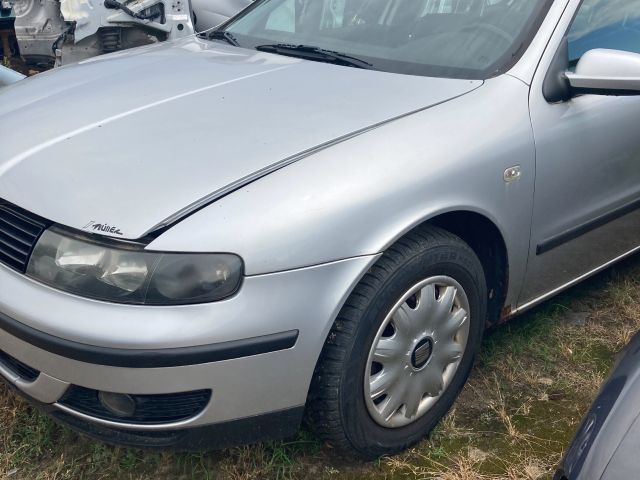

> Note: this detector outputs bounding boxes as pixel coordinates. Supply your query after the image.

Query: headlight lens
[26,229,243,305]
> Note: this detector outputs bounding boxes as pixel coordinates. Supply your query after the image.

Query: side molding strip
[0,311,298,368]
[536,196,640,255]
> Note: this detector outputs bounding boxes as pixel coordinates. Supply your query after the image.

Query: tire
[306,225,487,459]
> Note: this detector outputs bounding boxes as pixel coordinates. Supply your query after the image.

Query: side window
[568,0,640,66]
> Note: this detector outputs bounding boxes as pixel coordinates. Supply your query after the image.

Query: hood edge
[142,80,484,241]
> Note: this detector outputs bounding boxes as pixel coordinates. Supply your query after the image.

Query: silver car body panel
[0,38,482,241]
[1,0,640,437]
[148,74,536,310]
[507,0,570,85]
[0,253,377,424]
[520,0,640,304]
[0,254,376,349]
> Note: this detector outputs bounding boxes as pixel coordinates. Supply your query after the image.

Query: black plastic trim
[59,386,212,424]
[543,36,571,103]
[49,405,304,450]
[0,311,298,368]
[537,196,640,255]
[1,376,304,450]
[0,200,51,272]
[570,87,640,97]
[0,349,40,381]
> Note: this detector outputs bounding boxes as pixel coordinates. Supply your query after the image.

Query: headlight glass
[26,229,243,305]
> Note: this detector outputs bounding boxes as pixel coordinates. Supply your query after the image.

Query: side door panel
[520,0,640,305]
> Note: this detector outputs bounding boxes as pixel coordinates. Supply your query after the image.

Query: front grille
[0,350,40,382]
[59,386,212,425]
[0,202,49,273]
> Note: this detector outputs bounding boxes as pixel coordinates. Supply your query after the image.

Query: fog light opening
[98,391,137,418]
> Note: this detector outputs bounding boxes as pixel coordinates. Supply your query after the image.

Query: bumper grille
[0,350,40,382]
[59,386,212,425]
[0,202,49,273]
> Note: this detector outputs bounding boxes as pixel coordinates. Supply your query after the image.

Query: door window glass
[568,0,640,66]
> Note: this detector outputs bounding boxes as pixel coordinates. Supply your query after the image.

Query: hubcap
[364,276,470,428]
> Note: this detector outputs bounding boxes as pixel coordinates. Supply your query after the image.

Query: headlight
[26,229,243,305]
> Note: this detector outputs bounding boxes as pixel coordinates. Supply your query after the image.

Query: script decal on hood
[83,221,124,236]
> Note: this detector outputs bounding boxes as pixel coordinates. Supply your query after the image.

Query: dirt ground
[2,255,640,480]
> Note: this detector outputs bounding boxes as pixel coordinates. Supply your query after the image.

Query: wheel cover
[364,276,471,428]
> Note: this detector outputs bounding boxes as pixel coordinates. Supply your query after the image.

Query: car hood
[0,37,482,240]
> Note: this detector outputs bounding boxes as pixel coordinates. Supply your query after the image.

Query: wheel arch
[425,211,509,326]
[306,209,510,423]
[345,208,510,336]
[306,214,498,454]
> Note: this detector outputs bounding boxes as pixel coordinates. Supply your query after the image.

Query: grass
[2,255,640,480]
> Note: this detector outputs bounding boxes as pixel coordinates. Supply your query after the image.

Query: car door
[520,0,640,305]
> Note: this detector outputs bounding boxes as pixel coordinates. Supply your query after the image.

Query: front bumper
[2,375,304,449]
[0,254,376,446]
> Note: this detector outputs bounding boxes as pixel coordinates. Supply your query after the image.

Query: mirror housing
[566,49,640,96]
[543,36,571,103]
[0,65,25,88]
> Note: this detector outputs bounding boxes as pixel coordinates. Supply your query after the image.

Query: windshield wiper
[208,30,240,47]
[255,44,373,70]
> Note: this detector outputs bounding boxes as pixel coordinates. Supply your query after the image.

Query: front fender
[149,75,535,306]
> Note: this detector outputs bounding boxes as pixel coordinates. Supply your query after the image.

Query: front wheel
[306,226,487,458]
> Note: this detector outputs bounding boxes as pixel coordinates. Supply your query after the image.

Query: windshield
[219,0,552,79]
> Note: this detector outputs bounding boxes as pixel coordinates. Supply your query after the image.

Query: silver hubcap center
[411,337,433,370]
[364,276,471,428]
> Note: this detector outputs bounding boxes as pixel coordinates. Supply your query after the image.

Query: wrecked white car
[11,0,251,67]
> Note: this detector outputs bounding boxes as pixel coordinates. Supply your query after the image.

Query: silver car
[1,0,639,459]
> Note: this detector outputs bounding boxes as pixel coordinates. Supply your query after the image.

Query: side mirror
[0,65,25,88]
[566,49,640,96]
